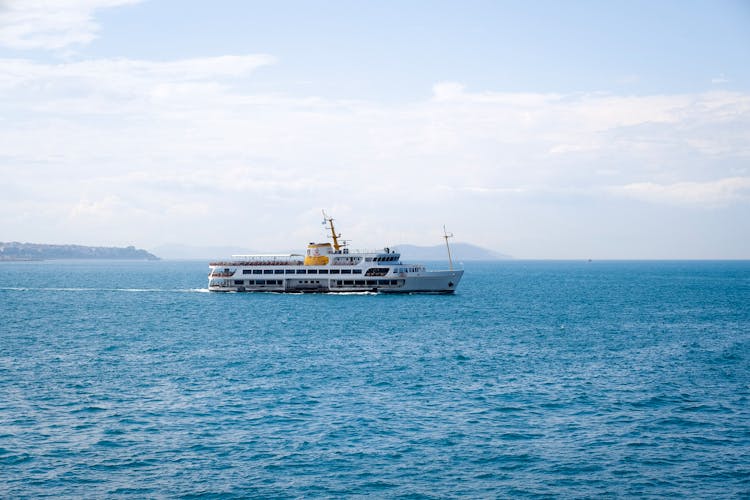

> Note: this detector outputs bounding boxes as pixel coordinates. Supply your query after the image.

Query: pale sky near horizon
[1,0,749,258]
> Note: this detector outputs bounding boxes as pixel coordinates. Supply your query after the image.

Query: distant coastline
[0,242,159,261]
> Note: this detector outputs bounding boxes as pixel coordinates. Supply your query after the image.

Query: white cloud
[611,177,750,207]
[712,74,729,85]
[0,55,275,91]
[432,81,466,101]
[0,0,142,50]
[1,63,749,253]
[69,195,123,219]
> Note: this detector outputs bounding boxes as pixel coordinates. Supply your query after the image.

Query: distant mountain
[151,242,510,261]
[0,242,159,261]
[395,243,511,261]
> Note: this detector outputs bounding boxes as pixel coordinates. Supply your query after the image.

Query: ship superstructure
[207,212,463,293]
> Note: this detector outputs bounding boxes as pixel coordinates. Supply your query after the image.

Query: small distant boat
[207,211,463,293]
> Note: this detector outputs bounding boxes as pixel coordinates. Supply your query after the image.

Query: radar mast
[443,225,455,271]
[322,210,345,251]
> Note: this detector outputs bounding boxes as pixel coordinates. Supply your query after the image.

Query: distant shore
[0,242,159,261]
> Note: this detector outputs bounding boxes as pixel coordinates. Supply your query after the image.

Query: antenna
[322,210,345,251]
[443,225,454,271]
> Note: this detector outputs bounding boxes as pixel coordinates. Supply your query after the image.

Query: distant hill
[0,242,159,261]
[395,243,511,261]
[151,242,510,261]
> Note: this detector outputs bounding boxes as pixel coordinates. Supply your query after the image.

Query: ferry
[208,212,463,293]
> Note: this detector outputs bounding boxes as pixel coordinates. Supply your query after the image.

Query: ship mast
[443,225,454,271]
[322,210,344,251]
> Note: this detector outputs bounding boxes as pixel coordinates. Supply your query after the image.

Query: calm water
[1,260,749,498]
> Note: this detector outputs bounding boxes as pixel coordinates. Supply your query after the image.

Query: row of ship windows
[372,256,398,262]
[396,267,420,273]
[235,279,282,285]
[242,268,364,275]
[232,279,400,286]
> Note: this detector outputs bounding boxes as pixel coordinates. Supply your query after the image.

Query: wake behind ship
[208,213,463,293]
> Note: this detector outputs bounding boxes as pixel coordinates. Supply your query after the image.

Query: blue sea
[1,260,749,498]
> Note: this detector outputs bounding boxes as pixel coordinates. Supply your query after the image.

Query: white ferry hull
[207,269,463,294]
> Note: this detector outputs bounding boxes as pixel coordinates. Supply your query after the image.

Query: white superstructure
[207,212,463,294]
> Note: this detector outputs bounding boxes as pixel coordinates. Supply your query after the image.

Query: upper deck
[209,254,304,267]
[209,248,402,268]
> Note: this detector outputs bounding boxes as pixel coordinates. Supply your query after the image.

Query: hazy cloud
[0,0,142,50]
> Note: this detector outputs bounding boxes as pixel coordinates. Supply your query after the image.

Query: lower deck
[210,277,410,293]
[209,275,460,293]
[208,265,462,294]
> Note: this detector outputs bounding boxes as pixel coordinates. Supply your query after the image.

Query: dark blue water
[1,260,749,498]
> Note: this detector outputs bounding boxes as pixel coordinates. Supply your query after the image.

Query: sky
[1,0,749,259]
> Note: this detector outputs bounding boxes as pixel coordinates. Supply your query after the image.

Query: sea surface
[1,260,749,498]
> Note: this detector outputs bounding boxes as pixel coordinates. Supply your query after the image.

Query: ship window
[344,280,354,285]
[378,280,389,285]
[336,280,342,286]
[391,280,398,285]
[296,269,306,274]
[366,280,376,285]
[355,280,365,285]
[243,269,252,274]
[263,270,273,274]
[341,269,351,274]
[285,269,295,274]
[308,269,318,274]
[353,269,362,274]
[247,280,254,285]
[366,257,372,262]
[234,280,243,285]
[256,280,265,285]
[318,269,328,274]
[330,269,340,274]
[275,269,284,274]
[253,269,262,275]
